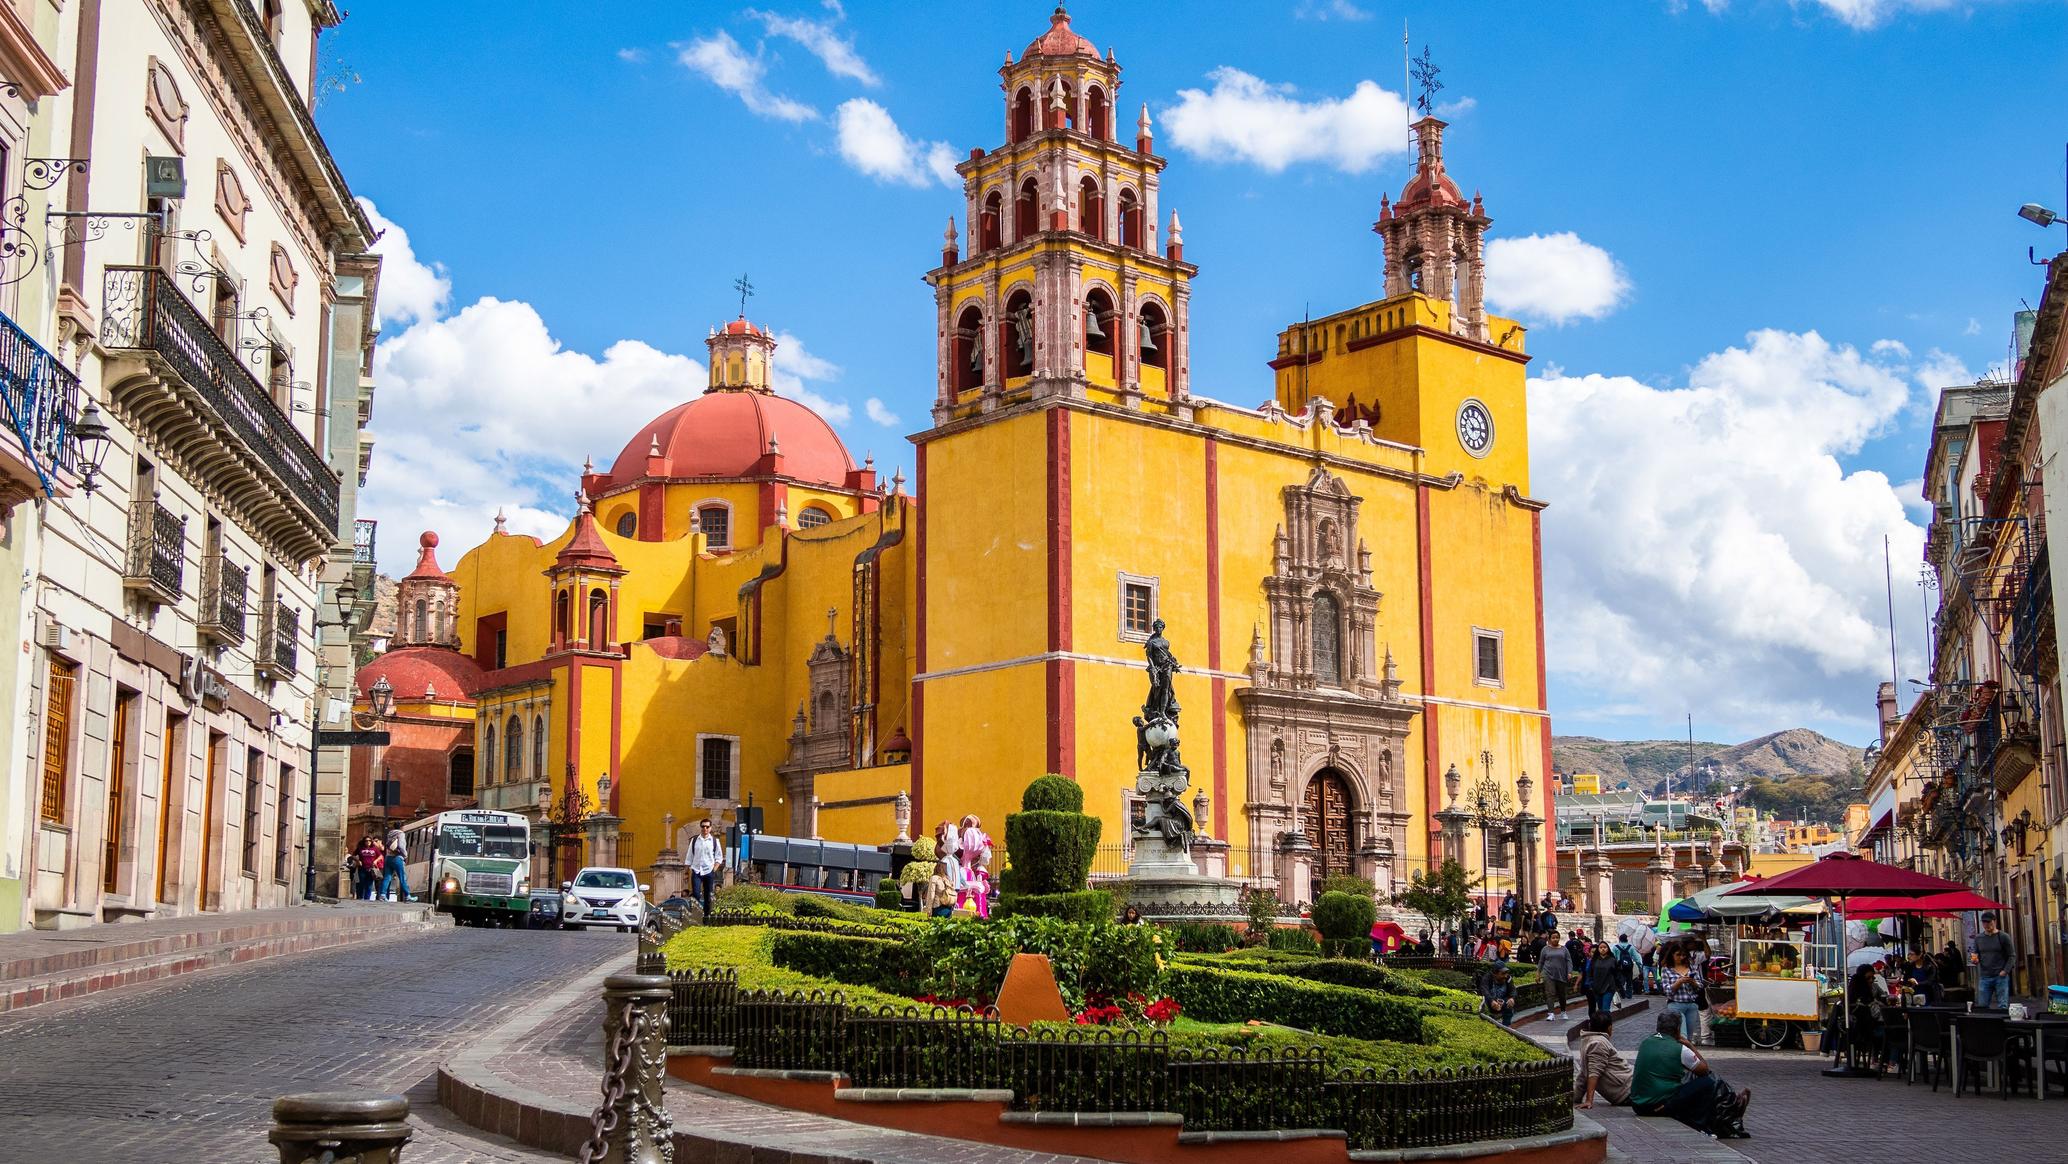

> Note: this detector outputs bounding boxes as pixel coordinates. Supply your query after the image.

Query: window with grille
[242,748,264,874]
[1313,592,1342,685]
[1118,572,1158,641]
[275,766,295,882]
[39,656,76,823]
[698,506,730,549]
[797,506,832,528]
[700,736,735,801]
[1474,629,1504,687]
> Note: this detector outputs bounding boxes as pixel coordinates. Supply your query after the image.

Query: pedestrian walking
[381,826,411,902]
[354,835,383,901]
[1660,946,1702,1042]
[1539,936,1573,1020]
[686,818,725,917]
[1585,941,1620,1019]
[1970,912,2014,1010]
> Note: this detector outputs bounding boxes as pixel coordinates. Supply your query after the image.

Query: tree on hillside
[1394,859,1479,936]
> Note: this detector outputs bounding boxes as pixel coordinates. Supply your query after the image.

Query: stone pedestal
[1646,855,1675,913]
[1191,836,1230,878]
[1112,835,1244,919]
[1583,851,1615,917]
[584,812,623,870]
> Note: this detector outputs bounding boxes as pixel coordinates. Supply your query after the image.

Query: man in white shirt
[686,818,726,918]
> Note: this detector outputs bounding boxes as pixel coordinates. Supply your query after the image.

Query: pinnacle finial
[1049,76,1066,110]
[648,432,661,456]
[575,487,592,515]
[582,454,594,474]
[1137,103,1152,134]
[891,466,906,493]
[1169,210,1183,244]
[944,216,958,243]
[493,507,507,533]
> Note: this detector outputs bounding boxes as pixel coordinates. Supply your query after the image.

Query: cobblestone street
[0,924,626,1163]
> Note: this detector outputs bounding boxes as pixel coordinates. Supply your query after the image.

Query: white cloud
[747,7,879,86]
[1802,0,1968,27]
[1964,317,1983,336]
[357,198,449,329]
[1434,96,1477,118]
[1534,329,1930,732]
[1870,338,1910,357]
[616,47,647,64]
[865,397,900,427]
[677,30,818,122]
[1163,67,1411,174]
[834,98,957,187]
[1911,348,1973,393]
[769,329,851,423]
[1294,0,1373,19]
[1483,232,1631,325]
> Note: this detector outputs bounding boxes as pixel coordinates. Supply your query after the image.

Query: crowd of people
[342,827,411,902]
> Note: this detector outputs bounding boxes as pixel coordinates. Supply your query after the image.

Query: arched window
[1118,188,1142,249]
[413,599,427,642]
[532,714,546,777]
[1011,87,1035,142]
[614,512,635,537]
[482,720,495,778]
[1014,177,1038,241]
[553,589,571,644]
[587,588,609,649]
[505,716,522,781]
[797,505,833,528]
[696,504,730,549]
[980,189,1003,251]
[1083,288,1115,357]
[1086,86,1109,140]
[817,690,837,730]
[1312,591,1342,685]
[1059,79,1077,131]
[1077,175,1102,239]
[952,305,986,392]
[1003,289,1035,379]
[1138,301,1169,371]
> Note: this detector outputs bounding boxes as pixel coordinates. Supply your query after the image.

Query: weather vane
[1411,46,1442,116]
[733,272,754,319]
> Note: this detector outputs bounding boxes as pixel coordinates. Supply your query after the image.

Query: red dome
[356,646,487,704]
[606,389,855,488]
[1025,5,1097,58]
[718,318,769,337]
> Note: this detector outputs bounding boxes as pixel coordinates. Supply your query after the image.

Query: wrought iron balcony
[123,497,185,604]
[258,601,299,680]
[2013,544,2053,670]
[353,518,377,565]
[100,267,339,551]
[0,303,79,494]
[198,555,248,646]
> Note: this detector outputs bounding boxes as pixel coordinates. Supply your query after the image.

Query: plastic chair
[1904,1009,1948,1091]
[1954,1016,2032,1099]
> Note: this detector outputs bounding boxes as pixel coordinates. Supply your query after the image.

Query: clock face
[1456,399,1494,457]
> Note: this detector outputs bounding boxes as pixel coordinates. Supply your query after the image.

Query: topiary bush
[1020,773,1086,813]
[874,882,905,910]
[1319,873,1378,900]
[1002,811,1101,894]
[1311,890,1378,945]
[1164,963,1425,1044]
[992,888,1114,925]
[769,930,927,994]
[794,895,878,922]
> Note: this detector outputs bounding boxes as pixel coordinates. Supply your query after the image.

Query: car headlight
[439,878,459,895]
[517,881,530,898]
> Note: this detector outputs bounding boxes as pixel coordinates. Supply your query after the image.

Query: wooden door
[39,658,76,823]
[1301,769,1356,897]
[105,692,135,893]
[156,713,186,903]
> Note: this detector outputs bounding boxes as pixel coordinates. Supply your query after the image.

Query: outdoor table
[2007,1017,2068,1100]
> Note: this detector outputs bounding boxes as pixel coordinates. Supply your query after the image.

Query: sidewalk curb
[437,951,621,1157]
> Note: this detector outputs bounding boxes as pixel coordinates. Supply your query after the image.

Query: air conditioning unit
[36,621,69,651]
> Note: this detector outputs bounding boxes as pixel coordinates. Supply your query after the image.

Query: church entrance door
[1302,769,1355,900]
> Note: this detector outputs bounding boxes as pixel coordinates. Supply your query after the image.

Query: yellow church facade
[395,8,1553,904]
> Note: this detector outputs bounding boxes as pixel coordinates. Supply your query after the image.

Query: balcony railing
[123,497,185,603]
[353,518,377,565]
[0,304,80,493]
[259,601,298,679]
[198,555,248,646]
[2014,544,2052,668]
[100,267,338,532]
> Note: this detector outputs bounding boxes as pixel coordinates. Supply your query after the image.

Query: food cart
[1664,879,1831,1049]
[1731,935,1822,1048]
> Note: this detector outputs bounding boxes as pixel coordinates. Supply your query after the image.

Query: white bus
[397,809,535,926]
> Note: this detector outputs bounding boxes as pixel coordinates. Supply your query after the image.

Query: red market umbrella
[1842,890,2006,915]
[1721,854,1971,1075]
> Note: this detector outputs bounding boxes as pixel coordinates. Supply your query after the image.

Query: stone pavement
[1536,1008,2068,1164]
[0,921,628,1162]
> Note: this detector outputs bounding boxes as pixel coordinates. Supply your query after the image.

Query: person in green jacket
[1631,1010,1751,1137]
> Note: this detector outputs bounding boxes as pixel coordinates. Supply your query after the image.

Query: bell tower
[1373,116,1490,343]
[923,4,1197,424]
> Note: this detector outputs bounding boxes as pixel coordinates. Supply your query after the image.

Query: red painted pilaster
[1046,407,1075,778]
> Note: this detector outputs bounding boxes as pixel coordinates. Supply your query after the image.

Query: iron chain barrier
[578,973,676,1164]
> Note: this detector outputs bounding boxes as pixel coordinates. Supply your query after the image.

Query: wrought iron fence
[669,975,1573,1149]
[0,302,79,491]
[100,266,338,531]
[124,497,184,600]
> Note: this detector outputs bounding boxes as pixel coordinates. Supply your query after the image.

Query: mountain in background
[1553,729,1868,825]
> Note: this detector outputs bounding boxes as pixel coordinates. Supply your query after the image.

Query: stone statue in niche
[1318,519,1341,567]
[1132,618,1194,851]
[1269,737,1287,790]
[707,625,728,657]
[1377,747,1393,788]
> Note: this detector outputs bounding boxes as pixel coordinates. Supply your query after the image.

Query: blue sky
[316,0,2068,748]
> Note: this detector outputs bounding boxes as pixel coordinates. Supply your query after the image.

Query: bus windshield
[438,823,530,860]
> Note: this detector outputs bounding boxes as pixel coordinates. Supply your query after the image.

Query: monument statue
[1133,618,1195,852]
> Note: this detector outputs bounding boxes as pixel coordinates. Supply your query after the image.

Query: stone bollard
[577,973,675,1164]
[268,1092,412,1163]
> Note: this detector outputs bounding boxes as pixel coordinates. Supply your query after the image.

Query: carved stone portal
[776,628,854,835]
[1238,468,1418,902]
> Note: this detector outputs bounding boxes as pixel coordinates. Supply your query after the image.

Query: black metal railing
[668,976,1574,1150]
[101,266,337,531]
[1973,692,2005,774]
[0,303,79,491]
[200,555,248,645]
[265,602,298,676]
[353,518,377,565]
[124,498,185,600]
[2014,545,2052,668]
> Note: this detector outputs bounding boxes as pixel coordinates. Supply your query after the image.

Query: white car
[560,867,649,932]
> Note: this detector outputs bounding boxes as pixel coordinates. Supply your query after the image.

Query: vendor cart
[1732,934,1822,1049]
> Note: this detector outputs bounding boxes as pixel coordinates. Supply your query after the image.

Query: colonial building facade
[2,0,381,929]
[372,8,1552,905]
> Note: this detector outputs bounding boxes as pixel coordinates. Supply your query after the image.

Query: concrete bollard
[577,973,675,1164]
[268,1092,412,1163]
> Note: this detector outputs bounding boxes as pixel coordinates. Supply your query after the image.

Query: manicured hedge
[1001,810,1101,894]
[1165,963,1425,1044]
[1272,957,1415,994]
[1267,927,1322,954]
[1166,921,1244,952]
[1020,773,1086,813]
[991,888,1114,925]
[769,930,926,994]
[1311,891,1376,943]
